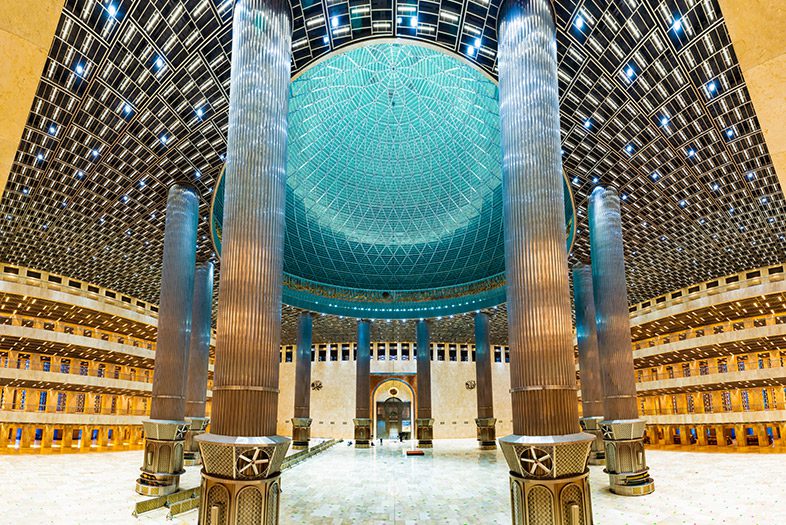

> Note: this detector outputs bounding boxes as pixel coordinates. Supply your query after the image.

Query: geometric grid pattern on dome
[0,0,783,318]
[286,44,503,291]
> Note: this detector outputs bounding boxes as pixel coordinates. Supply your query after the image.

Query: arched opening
[372,379,415,441]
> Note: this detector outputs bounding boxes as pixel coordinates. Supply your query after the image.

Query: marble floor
[0,439,783,524]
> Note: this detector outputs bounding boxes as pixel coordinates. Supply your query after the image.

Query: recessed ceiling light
[48,125,57,135]
[672,17,682,32]
[107,3,117,17]
[660,116,670,127]
[75,63,85,75]
[575,15,585,30]
[154,56,165,69]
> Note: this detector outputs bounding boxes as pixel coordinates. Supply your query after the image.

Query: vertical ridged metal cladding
[589,187,639,421]
[185,261,215,419]
[211,0,292,437]
[150,184,199,421]
[416,319,432,419]
[474,312,494,419]
[293,312,313,419]
[572,264,604,418]
[355,320,371,418]
[498,0,579,436]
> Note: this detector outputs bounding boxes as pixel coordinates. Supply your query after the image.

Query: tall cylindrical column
[474,311,496,449]
[353,319,372,447]
[196,0,292,522]
[136,183,198,496]
[498,0,594,521]
[183,260,214,466]
[416,319,433,447]
[292,312,313,449]
[573,263,605,465]
[589,186,654,496]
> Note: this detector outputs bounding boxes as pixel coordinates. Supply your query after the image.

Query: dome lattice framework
[210,43,575,317]
[0,0,783,332]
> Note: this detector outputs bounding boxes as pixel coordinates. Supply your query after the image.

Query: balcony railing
[641,403,779,417]
[634,316,785,352]
[0,401,149,416]
[0,314,155,352]
[637,360,786,383]
[0,357,154,384]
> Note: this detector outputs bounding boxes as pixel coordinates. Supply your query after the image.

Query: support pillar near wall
[573,264,606,466]
[474,311,496,450]
[354,319,372,448]
[416,319,434,448]
[135,183,199,496]
[184,261,215,466]
[497,1,594,522]
[292,312,314,449]
[589,186,654,496]
[195,1,292,522]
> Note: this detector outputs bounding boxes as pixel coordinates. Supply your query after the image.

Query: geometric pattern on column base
[600,420,654,497]
[195,434,290,525]
[184,417,210,466]
[291,418,312,450]
[353,418,372,448]
[508,471,593,525]
[199,471,281,525]
[135,420,190,496]
[500,434,594,525]
[579,417,606,466]
[475,417,497,450]
[416,418,434,448]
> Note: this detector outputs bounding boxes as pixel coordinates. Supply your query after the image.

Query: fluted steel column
[474,311,496,449]
[183,260,214,466]
[589,186,654,496]
[415,319,433,447]
[196,0,292,522]
[292,312,313,449]
[498,0,594,522]
[353,319,372,447]
[573,263,605,465]
[136,183,199,496]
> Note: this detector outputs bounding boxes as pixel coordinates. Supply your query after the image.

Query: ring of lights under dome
[211,42,575,319]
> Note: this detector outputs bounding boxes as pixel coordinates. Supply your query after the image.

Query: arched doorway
[372,379,414,440]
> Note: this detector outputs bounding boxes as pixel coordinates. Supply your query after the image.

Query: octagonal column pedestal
[136,420,190,496]
[196,435,289,524]
[500,434,594,525]
[599,420,654,496]
[475,418,497,450]
[353,419,372,448]
[184,417,209,466]
[579,417,605,466]
[416,418,434,448]
[291,418,312,450]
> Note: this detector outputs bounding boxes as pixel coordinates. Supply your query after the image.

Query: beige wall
[276,357,513,440]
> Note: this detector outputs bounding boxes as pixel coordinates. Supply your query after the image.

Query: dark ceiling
[0,0,783,334]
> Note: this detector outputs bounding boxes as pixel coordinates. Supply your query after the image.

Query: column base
[601,419,655,497]
[135,420,191,496]
[499,433,594,525]
[184,417,209,466]
[476,417,497,450]
[353,418,372,448]
[291,417,312,450]
[196,433,290,525]
[579,416,606,466]
[416,418,434,448]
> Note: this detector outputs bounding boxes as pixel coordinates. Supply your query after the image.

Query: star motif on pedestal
[519,447,553,478]
[175,425,189,440]
[236,448,270,478]
[601,425,614,440]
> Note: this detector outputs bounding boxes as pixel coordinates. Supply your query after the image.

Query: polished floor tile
[0,439,783,524]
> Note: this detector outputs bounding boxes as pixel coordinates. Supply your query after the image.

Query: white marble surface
[0,439,784,524]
